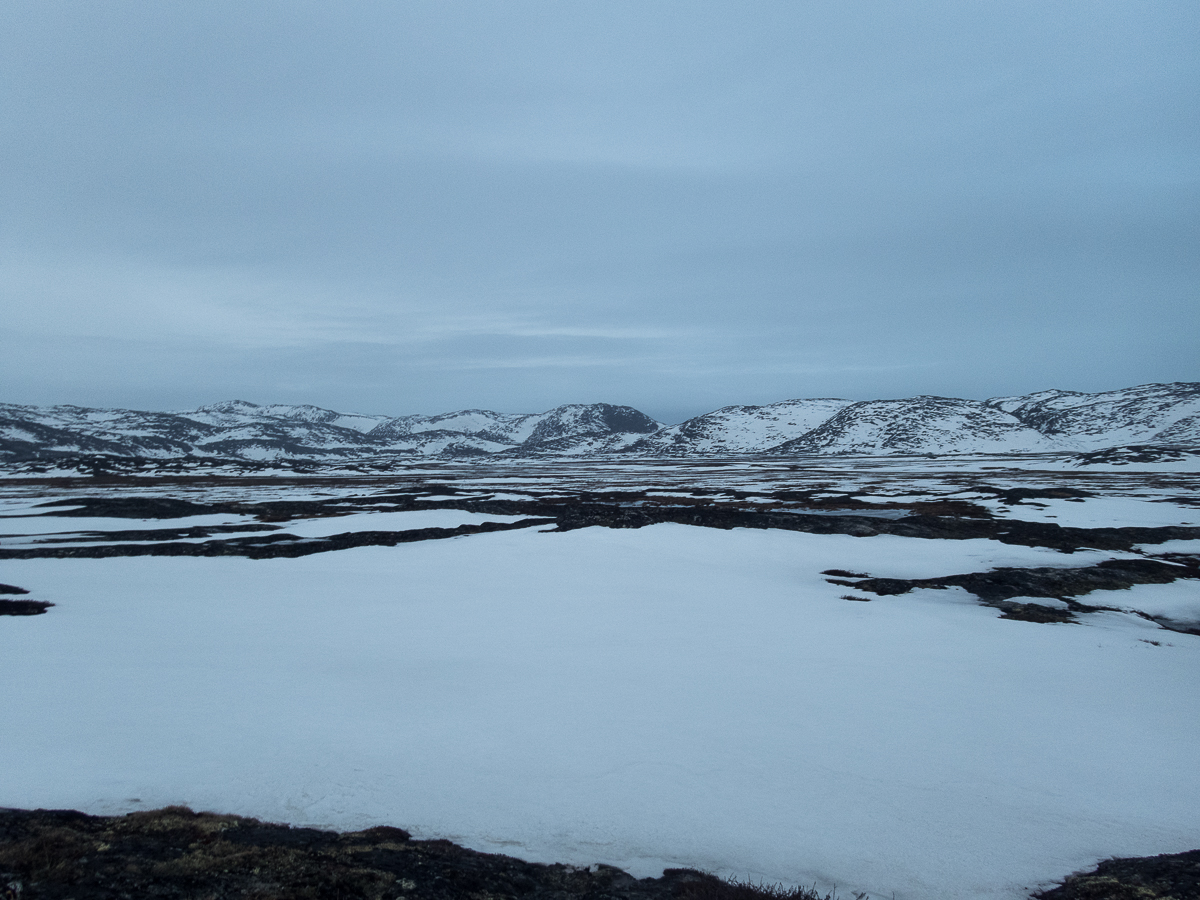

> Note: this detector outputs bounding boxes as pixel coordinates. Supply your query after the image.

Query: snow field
[1078,580,1200,628]
[1,524,1198,900]
[980,496,1200,528]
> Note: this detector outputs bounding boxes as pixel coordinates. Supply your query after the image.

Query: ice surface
[2,524,1198,900]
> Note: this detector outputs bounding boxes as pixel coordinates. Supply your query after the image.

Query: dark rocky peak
[595,404,661,434]
[193,400,263,414]
[523,404,659,447]
[259,404,345,424]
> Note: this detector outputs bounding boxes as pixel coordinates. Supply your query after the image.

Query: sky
[2,2,1197,425]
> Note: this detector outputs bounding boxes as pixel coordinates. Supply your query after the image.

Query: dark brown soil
[2,808,1196,900]
[1033,848,1200,899]
[0,599,54,616]
[998,603,1075,624]
[0,807,834,900]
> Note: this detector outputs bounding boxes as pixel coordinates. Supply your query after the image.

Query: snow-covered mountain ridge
[0,401,662,462]
[771,396,1066,456]
[985,382,1200,449]
[627,398,854,455]
[1,382,1196,463]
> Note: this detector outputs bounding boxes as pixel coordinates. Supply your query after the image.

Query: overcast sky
[2,2,1197,424]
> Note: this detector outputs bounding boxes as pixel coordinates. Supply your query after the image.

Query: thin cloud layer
[2,2,1197,423]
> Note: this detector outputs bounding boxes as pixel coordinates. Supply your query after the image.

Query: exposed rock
[836,557,1200,634]
[1070,445,1200,467]
[2,806,1195,900]
[5,493,1199,562]
[0,519,555,561]
[0,599,53,616]
[1032,847,1200,900]
[0,806,745,900]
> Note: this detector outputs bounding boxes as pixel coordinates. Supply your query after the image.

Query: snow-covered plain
[973,496,1200,528]
[272,509,532,537]
[3,500,1199,900]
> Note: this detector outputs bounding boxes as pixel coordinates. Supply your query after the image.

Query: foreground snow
[2,524,1198,900]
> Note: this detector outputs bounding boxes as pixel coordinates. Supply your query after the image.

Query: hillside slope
[770,397,1068,455]
[626,398,852,456]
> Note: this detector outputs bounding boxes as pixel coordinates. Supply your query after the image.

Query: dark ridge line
[538,504,1200,554]
[0,518,556,561]
[0,599,54,616]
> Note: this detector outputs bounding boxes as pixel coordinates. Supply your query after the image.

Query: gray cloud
[2,1,1197,423]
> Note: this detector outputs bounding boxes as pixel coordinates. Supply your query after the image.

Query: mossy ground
[0,807,841,900]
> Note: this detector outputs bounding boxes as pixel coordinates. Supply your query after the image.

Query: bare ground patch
[0,807,850,900]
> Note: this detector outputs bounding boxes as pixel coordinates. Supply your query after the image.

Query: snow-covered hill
[367,409,544,445]
[183,400,392,434]
[514,404,660,455]
[626,398,853,455]
[986,382,1200,450]
[770,397,1069,456]
[2,382,1197,465]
